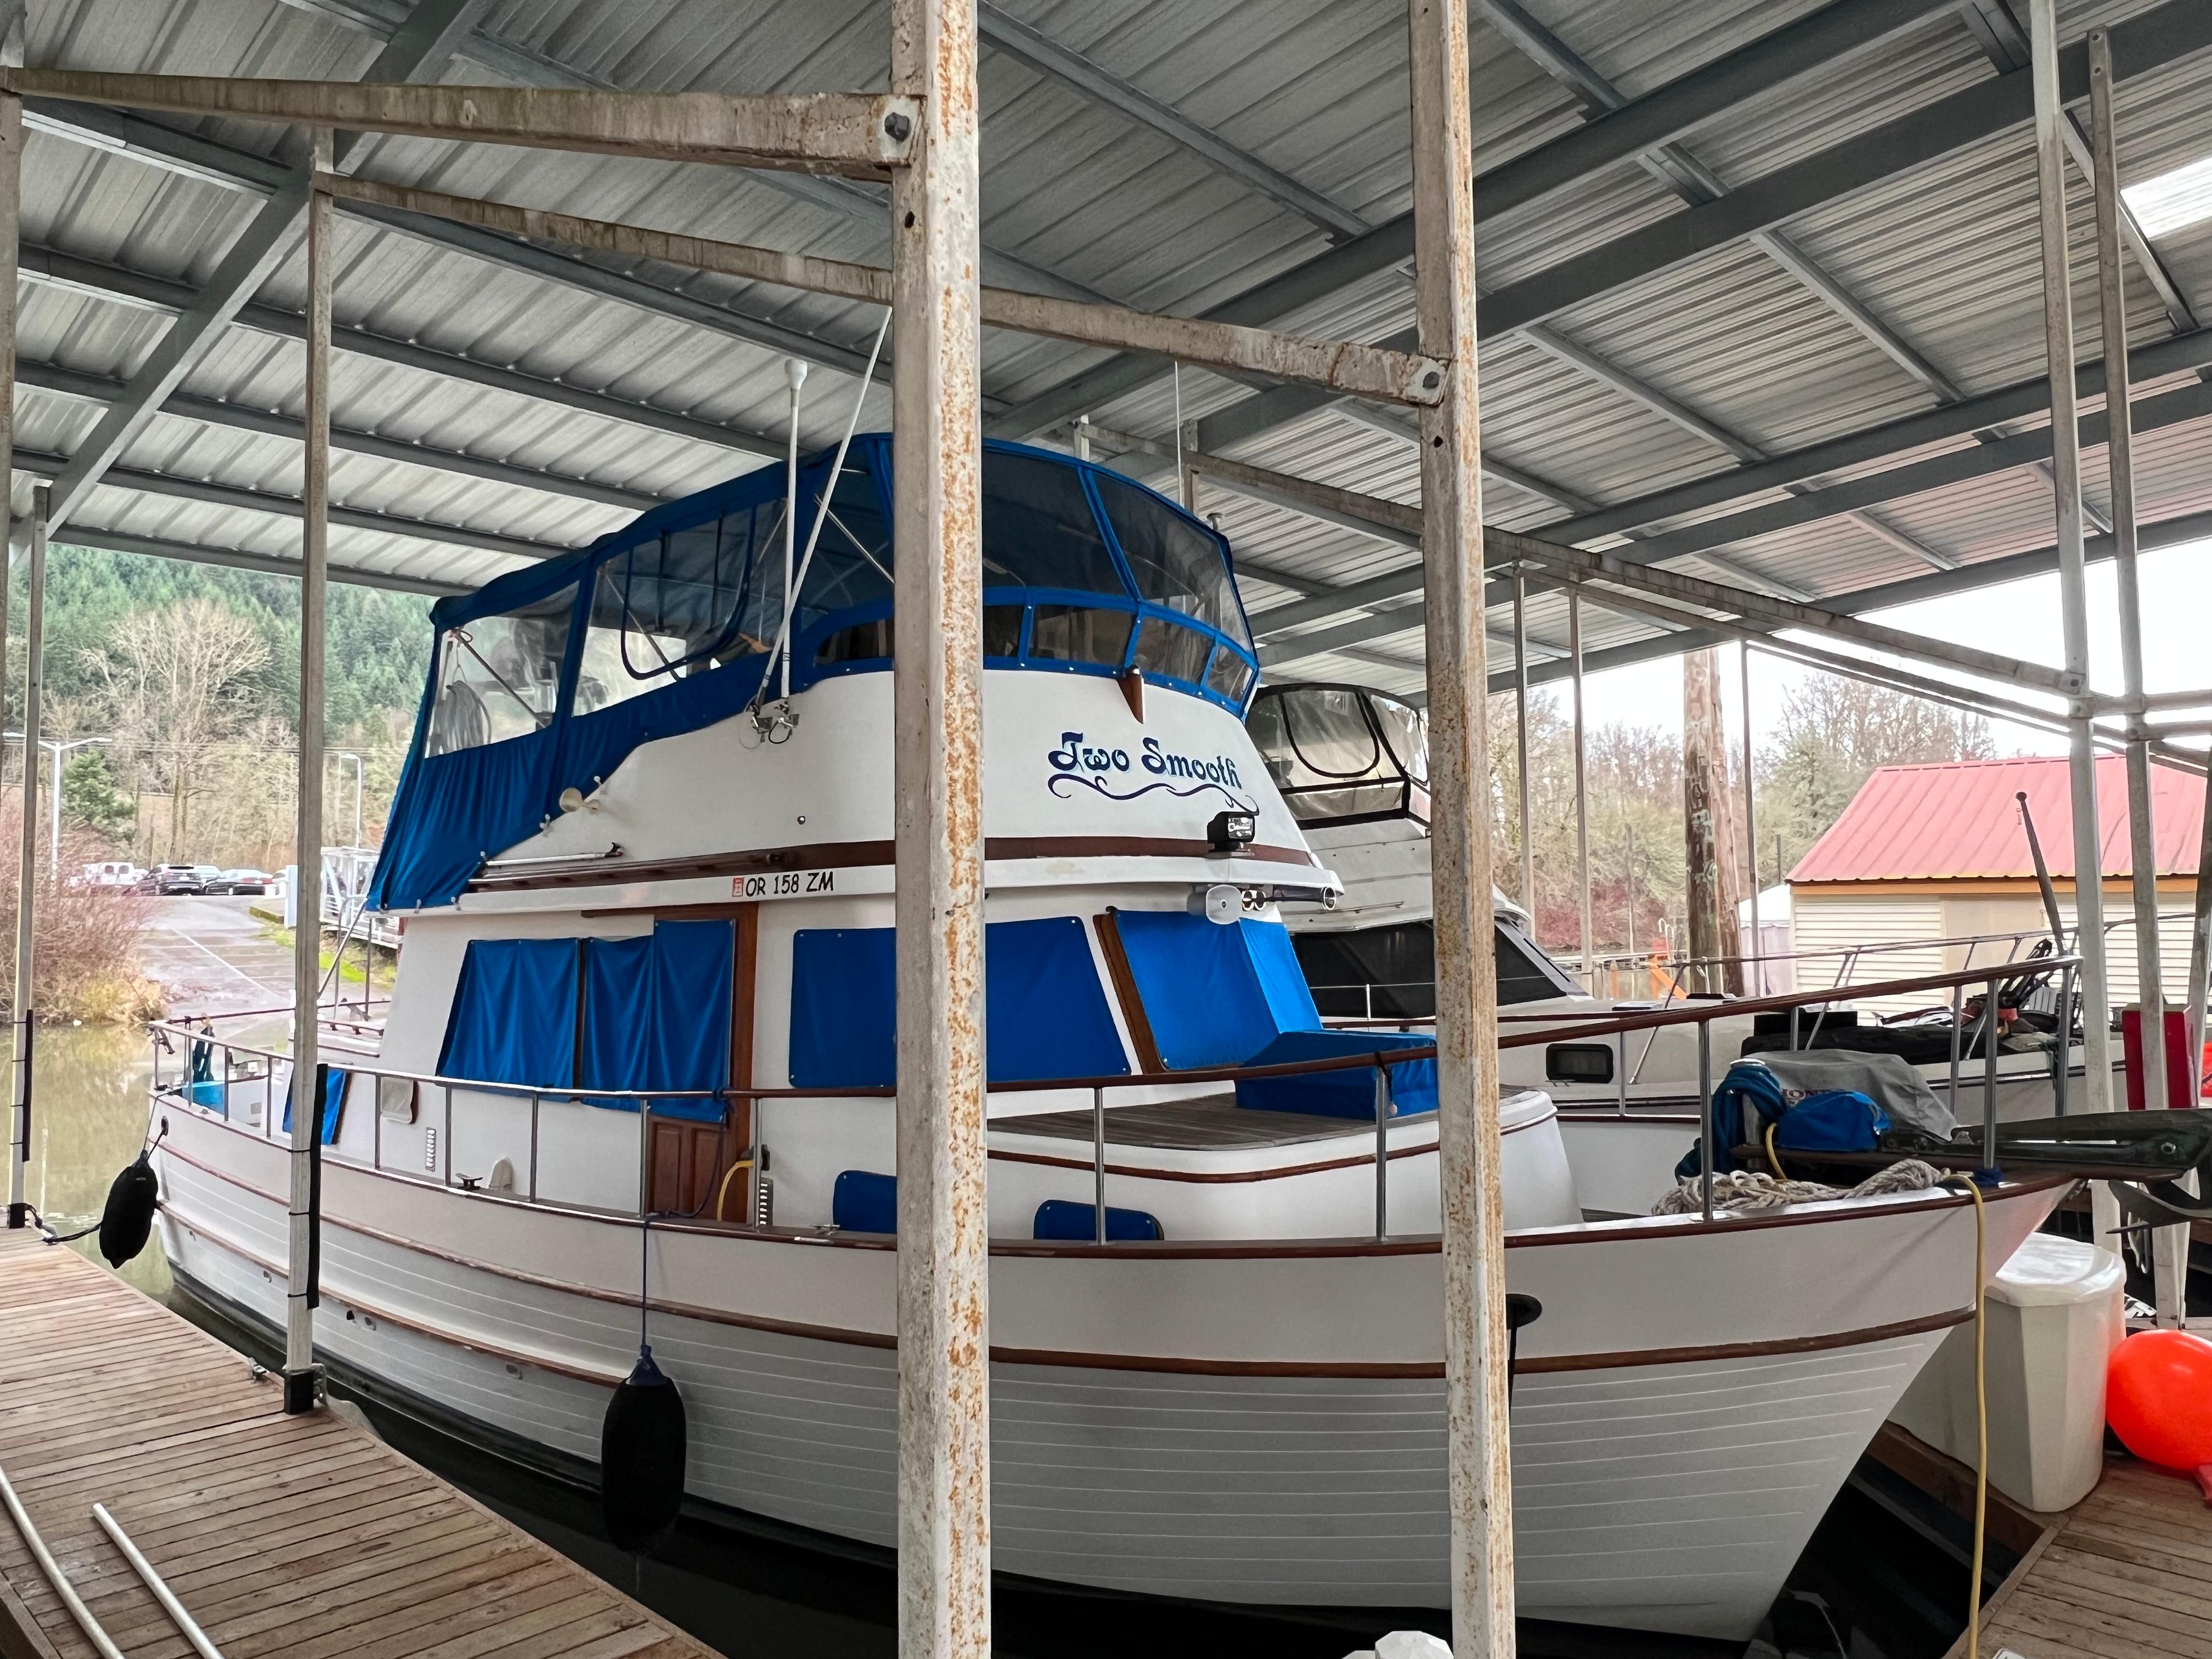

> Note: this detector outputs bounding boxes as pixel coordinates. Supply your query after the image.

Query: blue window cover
[789,928,897,1088]
[1111,911,1323,1070]
[368,436,1257,916]
[281,1066,349,1143]
[577,921,735,1121]
[438,938,580,1087]
[789,918,1130,1088]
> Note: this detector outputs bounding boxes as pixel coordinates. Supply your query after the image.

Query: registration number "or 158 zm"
[732,868,837,899]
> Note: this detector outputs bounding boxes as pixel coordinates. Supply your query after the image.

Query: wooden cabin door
[645,904,758,1219]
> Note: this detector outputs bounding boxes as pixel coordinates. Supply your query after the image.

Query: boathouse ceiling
[13,0,2212,704]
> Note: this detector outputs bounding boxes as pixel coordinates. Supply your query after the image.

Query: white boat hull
[153,1104,2063,1640]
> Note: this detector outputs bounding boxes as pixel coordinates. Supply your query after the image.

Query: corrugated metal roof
[4,0,2210,690]
[1790,754,2208,883]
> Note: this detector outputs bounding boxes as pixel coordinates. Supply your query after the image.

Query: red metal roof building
[1791,756,2206,888]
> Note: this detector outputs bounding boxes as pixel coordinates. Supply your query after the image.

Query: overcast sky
[1570,535,2212,761]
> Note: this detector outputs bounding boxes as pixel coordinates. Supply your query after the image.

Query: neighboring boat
[1248,680,2121,1124]
[152,442,2066,1644]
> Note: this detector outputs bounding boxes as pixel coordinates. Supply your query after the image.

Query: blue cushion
[1033,1199,1163,1242]
[832,1169,898,1234]
[1233,1029,1437,1119]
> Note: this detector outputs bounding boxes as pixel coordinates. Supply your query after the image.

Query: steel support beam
[888,0,989,1651]
[1189,0,2212,458]
[17,356,661,512]
[1407,2,1513,1648]
[320,174,1447,406]
[0,0,21,1230]
[986,0,1961,438]
[975,2,1364,241]
[2034,0,2114,1123]
[52,526,467,594]
[284,127,335,1415]
[31,0,493,540]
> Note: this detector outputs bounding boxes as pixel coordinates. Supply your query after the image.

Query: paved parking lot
[136,894,298,1018]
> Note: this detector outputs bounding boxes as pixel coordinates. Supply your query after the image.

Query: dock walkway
[1948,1454,2212,1659]
[0,1232,713,1659]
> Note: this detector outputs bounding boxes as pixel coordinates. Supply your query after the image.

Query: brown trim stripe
[160,1145,1982,1380]
[476,834,1318,893]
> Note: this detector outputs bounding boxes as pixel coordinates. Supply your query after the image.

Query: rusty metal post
[8,486,45,1238]
[284,128,334,1414]
[0,0,22,1232]
[888,0,991,1652]
[1407,0,1514,1649]
[2031,0,2113,1118]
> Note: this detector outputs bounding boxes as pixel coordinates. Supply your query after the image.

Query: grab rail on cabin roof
[148,955,2079,1233]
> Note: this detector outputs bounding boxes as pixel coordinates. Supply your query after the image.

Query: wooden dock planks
[0,1232,716,1659]
[1950,1456,2212,1659]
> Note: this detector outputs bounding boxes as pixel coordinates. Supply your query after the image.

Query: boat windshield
[1246,683,1429,827]
[1293,918,1582,1018]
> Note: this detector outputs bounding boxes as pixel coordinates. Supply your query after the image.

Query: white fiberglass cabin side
[153,444,2068,1644]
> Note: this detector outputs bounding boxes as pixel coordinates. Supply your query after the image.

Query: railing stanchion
[1374,1061,1390,1240]
[442,1085,453,1187]
[1948,982,1965,1121]
[372,1075,381,1173]
[1980,974,2003,1183]
[1092,1085,1106,1245]
[2053,963,2076,1115]
[1615,1029,1627,1117]
[528,1091,540,1200]
[1696,1020,1714,1223]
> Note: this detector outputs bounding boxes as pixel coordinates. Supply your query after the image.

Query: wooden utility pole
[1683,648,1744,994]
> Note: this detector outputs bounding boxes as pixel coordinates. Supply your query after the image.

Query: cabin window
[1029,605,1133,668]
[789,464,894,634]
[816,617,895,665]
[1133,616,1212,686]
[1093,473,1248,645]
[1288,920,1579,1019]
[425,595,574,757]
[1205,647,1254,704]
[980,453,1127,596]
[981,605,1025,657]
[788,918,1128,1088]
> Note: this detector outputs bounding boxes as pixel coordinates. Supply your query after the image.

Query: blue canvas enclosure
[368,438,1260,913]
[438,938,580,1087]
[281,1066,349,1143]
[1234,1029,1437,1120]
[788,918,1130,1088]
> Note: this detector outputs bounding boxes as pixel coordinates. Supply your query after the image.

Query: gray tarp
[1751,1048,1954,1141]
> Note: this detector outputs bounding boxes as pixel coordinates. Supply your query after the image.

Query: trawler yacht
[151,441,2065,1643]
[1248,680,2109,1120]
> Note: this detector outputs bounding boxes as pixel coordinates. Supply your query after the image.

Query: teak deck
[1946,1452,2212,1659]
[0,1231,714,1659]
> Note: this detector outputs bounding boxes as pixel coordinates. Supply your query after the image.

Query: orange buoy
[2107,1329,2212,1500]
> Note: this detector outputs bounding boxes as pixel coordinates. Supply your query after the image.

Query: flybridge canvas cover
[366,437,1260,912]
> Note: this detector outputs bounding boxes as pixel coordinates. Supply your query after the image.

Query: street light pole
[38,737,110,879]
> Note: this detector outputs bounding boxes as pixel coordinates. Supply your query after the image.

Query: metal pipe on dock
[91,1502,227,1659]
[0,1464,127,1659]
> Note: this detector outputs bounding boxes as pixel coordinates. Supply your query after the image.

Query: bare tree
[86,600,272,861]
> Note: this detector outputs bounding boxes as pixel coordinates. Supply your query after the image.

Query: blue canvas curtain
[1111,911,1323,1069]
[577,921,735,1121]
[438,938,580,1086]
[788,918,1129,1088]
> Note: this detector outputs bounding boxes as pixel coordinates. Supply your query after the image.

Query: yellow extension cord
[1769,1127,1990,1657]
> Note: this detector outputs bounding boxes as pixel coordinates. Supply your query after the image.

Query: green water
[18,1024,171,1300]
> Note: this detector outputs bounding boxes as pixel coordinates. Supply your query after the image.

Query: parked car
[146,864,222,895]
[204,868,272,895]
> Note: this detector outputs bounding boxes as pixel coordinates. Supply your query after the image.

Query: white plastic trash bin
[1888,1233,2124,1513]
